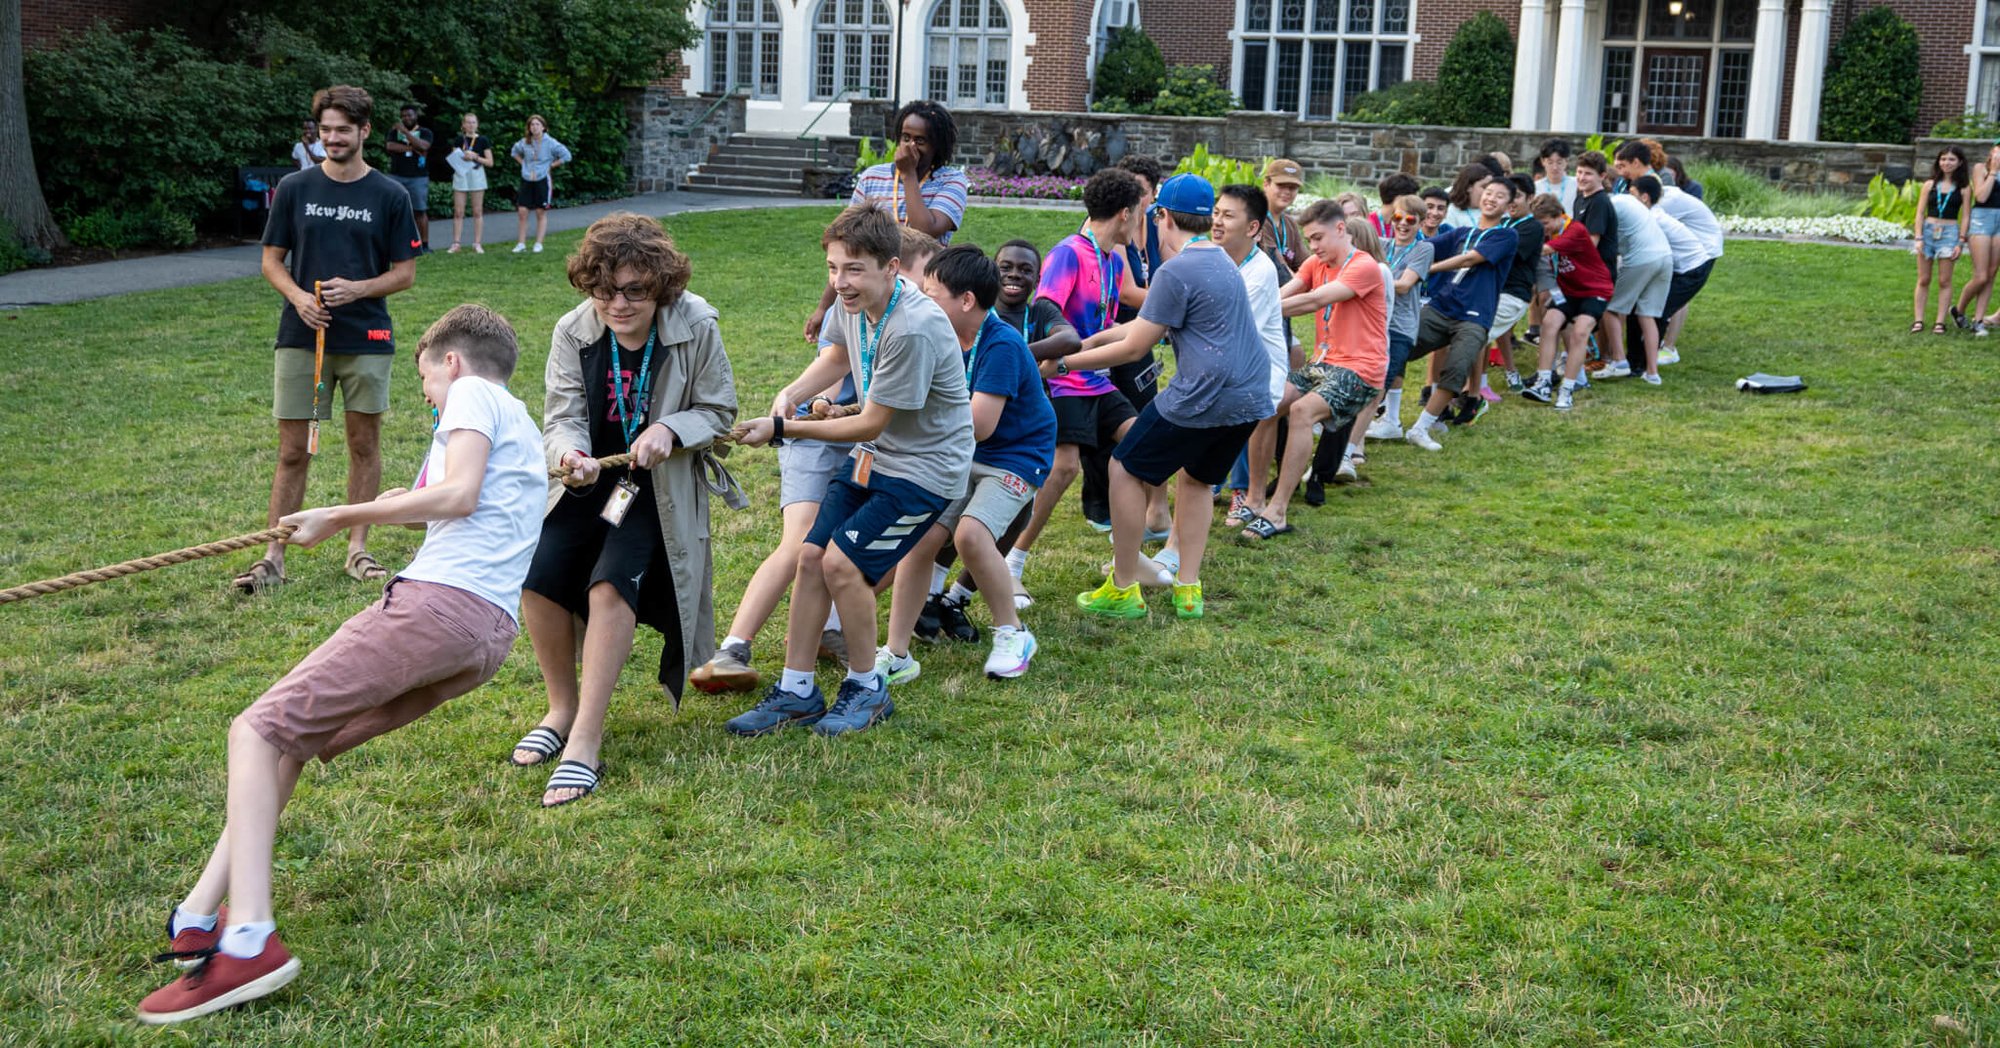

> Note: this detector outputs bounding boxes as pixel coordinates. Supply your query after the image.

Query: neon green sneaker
[1076,574,1148,619]
[1172,581,1204,619]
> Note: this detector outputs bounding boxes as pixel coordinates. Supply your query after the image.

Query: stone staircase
[683,134,821,197]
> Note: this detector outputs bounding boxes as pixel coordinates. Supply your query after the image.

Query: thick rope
[0,526,299,606]
[548,452,633,479]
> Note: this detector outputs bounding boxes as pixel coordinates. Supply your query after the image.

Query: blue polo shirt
[1423,222,1519,326]
[966,312,1057,486]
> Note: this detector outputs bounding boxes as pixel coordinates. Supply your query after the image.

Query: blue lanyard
[857,280,902,396]
[1274,216,1290,256]
[1937,185,1956,218]
[1320,249,1357,328]
[1081,228,1116,325]
[1386,239,1416,273]
[995,304,1032,342]
[611,323,657,448]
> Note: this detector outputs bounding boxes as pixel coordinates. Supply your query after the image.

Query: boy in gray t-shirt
[728,204,973,739]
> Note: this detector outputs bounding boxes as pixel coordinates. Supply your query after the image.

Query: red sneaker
[136,933,300,1025]
[166,906,226,968]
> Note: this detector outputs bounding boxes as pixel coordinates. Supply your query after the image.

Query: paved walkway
[0,190,830,310]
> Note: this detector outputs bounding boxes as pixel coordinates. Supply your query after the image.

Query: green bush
[1818,6,1920,144]
[1171,144,1261,189]
[0,234,29,276]
[1433,13,1514,127]
[1143,66,1237,118]
[1340,80,1441,125]
[1687,161,1778,215]
[853,135,894,174]
[1093,27,1165,112]
[62,201,199,253]
[1933,111,2000,139]
[1855,172,1920,224]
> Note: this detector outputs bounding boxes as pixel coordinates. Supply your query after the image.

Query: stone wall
[625,89,748,194]
[850,98,1948,194]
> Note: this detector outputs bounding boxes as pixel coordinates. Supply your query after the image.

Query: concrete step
[690,162,806,181]
[682,175,802,197]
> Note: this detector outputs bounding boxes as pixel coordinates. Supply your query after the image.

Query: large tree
[0,0,64,250]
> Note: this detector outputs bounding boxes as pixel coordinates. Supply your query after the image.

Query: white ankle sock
[945,582,975,604]
[218,921,275,959]
[1414,411,1438,433]
[1536,369,1551,383]
[779,668,816,697]
[721,634,749,652]
[171,907,218,938]
[845,667,883,690]
[1385,388,1403,416]
[1345,442,1362,458]
[1006,549,1029,577]
[1561,378,1577,391]
[929,564,949,595]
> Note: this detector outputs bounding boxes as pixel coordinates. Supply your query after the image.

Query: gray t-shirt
[1139,244,1273,428]
[825,275,973,498]
[1384,239,1433,339]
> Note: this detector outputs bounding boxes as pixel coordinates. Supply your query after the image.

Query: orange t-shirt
[1297,251,1388,387]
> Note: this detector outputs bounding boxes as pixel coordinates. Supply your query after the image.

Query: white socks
[1413,411,1439,433]
[929,564,949,595]
[845,667,882,690]
[721,634,749,652]
[1384,388,1403,417]
[1005,549,1029,578]
[945,581,975,605]
[171,907,217,938]
[219,921,275,959]
[1345,442,1362,458]
[779,668,816,697]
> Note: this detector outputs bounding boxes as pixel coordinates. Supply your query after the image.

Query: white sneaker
[472,243,485,254]
[1597,361,1632,379]
[1365,416,1403,440]
[511,242,527,253]
[984,627,1038,679]
[1640,372,1662,386]
[1405,426,1443,452]
[1334,457,1359,483]
[532,242,545,254]
[876,646,921,685]
[1555,386,1574,410]
[1657,346,1680,365]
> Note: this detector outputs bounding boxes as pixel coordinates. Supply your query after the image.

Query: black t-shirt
[584,330,660,470]
[1573,189,1620,279]
[1503,215,1543,300]
[992,298,1073,347]
[262,167,420,352]
[449,133,491,174]
[387,123,434,178]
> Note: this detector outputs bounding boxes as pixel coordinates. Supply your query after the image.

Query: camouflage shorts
[1288,362,1379,423]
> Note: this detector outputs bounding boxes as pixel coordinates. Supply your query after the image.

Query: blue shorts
[804,472,950,586]
[1971,207,2000,239]
[1386,330,1414,388]
[1922,222,1962,259]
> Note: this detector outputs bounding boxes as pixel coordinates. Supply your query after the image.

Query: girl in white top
[447,114,495,253]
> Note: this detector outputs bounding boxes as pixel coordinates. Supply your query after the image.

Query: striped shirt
[849,163,969,244]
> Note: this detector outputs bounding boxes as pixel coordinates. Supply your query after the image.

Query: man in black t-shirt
[233,84,419,595]
[385,103,434,250]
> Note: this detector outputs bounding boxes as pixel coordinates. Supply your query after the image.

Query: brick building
[688,0,1989,142]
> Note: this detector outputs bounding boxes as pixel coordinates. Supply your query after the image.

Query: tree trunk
[0,0,66,250]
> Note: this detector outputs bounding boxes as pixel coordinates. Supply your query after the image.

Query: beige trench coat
[542,291,738,684]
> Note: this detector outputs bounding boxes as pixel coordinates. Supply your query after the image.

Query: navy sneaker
[933,594,980,644]
[725,684,826,736]
[811,676,894,737]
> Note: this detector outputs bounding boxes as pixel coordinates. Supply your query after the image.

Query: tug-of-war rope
[0,452,646,606]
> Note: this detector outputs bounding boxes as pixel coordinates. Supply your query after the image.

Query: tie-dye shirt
[1036,231,1126,397]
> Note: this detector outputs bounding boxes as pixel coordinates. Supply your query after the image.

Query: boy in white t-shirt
[135,304,544,1025]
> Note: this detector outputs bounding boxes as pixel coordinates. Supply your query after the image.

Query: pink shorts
[242,579,516,762]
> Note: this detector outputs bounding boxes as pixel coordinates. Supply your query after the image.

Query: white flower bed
[1717,214,1909,245]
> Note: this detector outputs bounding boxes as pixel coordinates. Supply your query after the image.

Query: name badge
[1134,359,1164,391]
[850,442,877,486]
[600,478,641,527]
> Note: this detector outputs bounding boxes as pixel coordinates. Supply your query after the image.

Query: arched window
[708,0,782,100]
[1236,0,1414,120]
[812,0,894,101]
[925,0,1012,108]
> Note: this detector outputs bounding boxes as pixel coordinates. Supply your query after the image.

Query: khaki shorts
[273,348,393,419]
[937,461,1038,540]
[242,579,516,762]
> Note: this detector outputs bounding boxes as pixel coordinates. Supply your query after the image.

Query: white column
[1786,0,1832,142]
[1511,0,1551,130]
[1745,0,1788,140]
[1546,0,1590,133]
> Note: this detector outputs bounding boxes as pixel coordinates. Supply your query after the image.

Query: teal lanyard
[857,280,903,396]
[1937,186,1955,218]
[1386,239,1416,273]
[1274,216,1289,257]
[1320,249,1358,328]
[1081,228,1116,326]
[611,324,657,448]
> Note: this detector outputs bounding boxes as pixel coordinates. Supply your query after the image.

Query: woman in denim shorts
[1953,143,2000,336]
[1914,146,1971,335]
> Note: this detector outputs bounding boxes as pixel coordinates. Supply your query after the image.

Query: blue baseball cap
[1149,173,1215,218]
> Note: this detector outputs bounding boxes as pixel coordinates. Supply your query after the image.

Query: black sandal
[509,726,566,767]
[1240,515,1297,541]
[1934,322,1948,334]
[541,759,605,808]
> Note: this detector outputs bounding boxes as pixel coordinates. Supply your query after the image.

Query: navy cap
[1149,173,1215,218]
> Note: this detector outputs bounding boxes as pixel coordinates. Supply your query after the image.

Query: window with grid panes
[707,0,782,99]
[1600,46,1635,131]
[1237,0,1416,119]
[1976,1,2000,124]
[924,0,1011,109]
[812,0,892,100]
[1713,50,1751,137]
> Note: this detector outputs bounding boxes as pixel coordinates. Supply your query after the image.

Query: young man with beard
[233,84,419,595]
[384,103,433,250]
[727,204,972,737]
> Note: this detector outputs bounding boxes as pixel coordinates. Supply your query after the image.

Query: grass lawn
[1,207,1996,1045]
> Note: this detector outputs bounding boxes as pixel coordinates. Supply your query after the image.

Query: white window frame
[810,0,895,102]
[924,0,1013,109]
[1087,0,1142,93]
[1231,0,1418,121]
[706,0,784,100]
[1970,0,2000,120]
[1599,0,1756,138]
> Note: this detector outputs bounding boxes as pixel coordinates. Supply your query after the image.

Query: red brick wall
[1413,0,1519,81]
[1142,0,1236,84]
[1024,0,1094,110]
[22,0,152,47]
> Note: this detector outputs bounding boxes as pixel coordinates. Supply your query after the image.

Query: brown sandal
[345,550,389,582]
[231,558,285,595]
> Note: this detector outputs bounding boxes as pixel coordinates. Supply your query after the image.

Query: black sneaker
[1952,305,1970,331]
[914,594,945,643]
[1520,326,1540,346]
[1521,378,1553,404]
[1303,478,1325,507]
[934,594,980,643]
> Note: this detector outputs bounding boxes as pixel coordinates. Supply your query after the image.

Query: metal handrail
[797,84,865,165]
[667,85,746,138]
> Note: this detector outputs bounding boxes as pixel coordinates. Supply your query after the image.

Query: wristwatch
[1054,357,1070,377]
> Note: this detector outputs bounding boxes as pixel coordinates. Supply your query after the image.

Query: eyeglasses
[591,284,653,303]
